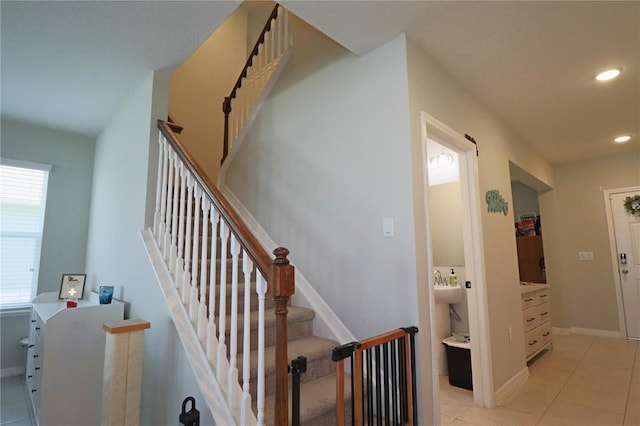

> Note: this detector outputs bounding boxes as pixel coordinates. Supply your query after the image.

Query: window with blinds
[0,159,51,309]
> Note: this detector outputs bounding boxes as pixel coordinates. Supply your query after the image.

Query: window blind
[0,159,50,309]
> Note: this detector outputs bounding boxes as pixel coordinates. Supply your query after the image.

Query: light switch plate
[578,251,594,261]
[383,218,394,238]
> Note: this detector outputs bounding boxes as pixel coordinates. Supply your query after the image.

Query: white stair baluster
[198,196,210,341]
[153,133,165,238]
[256,273,267,426]
[227,234,241,409]
[157,139,169,244]
[169,155,180,271]
[182,175,194,303]
[162,152,175,259]
[207,208,220,366]
[217,221,230,382]
[175,163,187,284]
[240,252,254,426]
[189,186,201,321]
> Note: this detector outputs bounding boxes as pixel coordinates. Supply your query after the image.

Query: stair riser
[223,318,313,354]
[248,355,336,403]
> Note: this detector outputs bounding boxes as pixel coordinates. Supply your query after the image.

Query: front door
[609,189,640,339]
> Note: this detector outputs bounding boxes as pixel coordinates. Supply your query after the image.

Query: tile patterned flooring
[1,334,637,425]
[0,376,34,426]
[440,334,639,425]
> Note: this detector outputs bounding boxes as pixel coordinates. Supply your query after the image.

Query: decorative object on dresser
[26,292,124,426]
[521,284,552,361]
[58,273,86,299]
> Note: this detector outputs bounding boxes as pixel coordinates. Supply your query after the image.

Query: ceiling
[2,1,638,165]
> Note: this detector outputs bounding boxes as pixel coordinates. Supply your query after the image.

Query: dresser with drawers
[520,284,552,360]
[26,292,123,426]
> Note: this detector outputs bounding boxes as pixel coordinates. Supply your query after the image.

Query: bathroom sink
[433,285,463,304]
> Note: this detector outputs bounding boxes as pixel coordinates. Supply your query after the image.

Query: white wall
[511,181,540,223]
[225,19,428,415]
[84,72,214,425]
[1,119,95,371]
[169,7,248,182]
[540,152,640,332]
[428,182,464,267]
[406,37,554,392]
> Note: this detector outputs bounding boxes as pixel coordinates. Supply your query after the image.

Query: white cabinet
[26,292,124,426]
[520,285,552,361]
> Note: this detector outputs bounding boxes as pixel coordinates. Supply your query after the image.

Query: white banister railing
[222,4,293,164]
[153,130,272,426]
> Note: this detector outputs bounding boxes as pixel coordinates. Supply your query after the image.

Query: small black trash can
[442,335,473,390]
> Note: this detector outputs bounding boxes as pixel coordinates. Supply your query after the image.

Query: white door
[609,190,640,339]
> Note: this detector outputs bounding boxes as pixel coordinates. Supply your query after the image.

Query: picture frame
[58,274,86,300]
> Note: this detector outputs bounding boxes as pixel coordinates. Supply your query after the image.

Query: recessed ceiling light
[595,67,622,81]
[613,135,631,143]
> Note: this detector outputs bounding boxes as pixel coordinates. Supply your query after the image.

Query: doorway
[420,113,494,421]
[604,186,640,340]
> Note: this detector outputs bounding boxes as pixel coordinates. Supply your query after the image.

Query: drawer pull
[540,311,549,316]
[524,298,534,302]
[528,340,538,346]
[27,375,33,379]
[35,327,41,330]
[543,332,551,337]
[539,294,548,298]
[35,367,40,371]
[28,344,34,348]
[31,389,37,393]
[33,354,39,358]
[526,317,536,322]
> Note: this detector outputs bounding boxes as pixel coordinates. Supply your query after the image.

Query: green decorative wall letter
[486,189,509,215]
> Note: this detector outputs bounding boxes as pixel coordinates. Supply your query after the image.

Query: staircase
[145,121,351,424]
[141,5,355,424]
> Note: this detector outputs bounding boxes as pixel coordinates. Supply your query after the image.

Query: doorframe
[420,112,495,412]
[603,185,640,338]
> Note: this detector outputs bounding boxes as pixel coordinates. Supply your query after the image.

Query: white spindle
[162,152,175,259]
[169,155,180,271]
[153,135,165,238]
[206,208,220,365]
[158,140,169,244]
[279,7,285,57]
[256,273,267,426]
[217,221,230,381]
[198,196,210,341]
[175,164,187,284]
[240,252,254,425]
[189,187,202,321]
[227,235,241,408]
[182,175,194,302]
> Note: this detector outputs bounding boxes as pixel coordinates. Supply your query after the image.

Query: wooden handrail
[228,4,279,102]
[158,120,294,425]
[167,114,184,134]
[222,3,281,164]
[158,120,271,275]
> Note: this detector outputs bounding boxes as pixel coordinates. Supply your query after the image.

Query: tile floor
[439,334,639,425]
[0,376,35,426]
[1,334,637,425]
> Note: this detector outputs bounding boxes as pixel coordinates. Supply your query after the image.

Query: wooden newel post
[270,247,295,426]
[221,97,232,164]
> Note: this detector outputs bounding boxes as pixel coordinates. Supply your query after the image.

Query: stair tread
[242,336,337,375]
[225,305,315,331]
[264,373,350,425]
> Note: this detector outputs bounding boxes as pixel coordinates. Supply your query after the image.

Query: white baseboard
[1,366,24,378]
[494,366,528,406]
[553,326,623,338]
